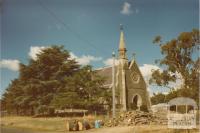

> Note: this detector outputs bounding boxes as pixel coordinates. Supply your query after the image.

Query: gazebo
[167,97,197,129]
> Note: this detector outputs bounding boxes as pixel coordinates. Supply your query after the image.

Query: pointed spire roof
[118,24,127,59]
[119,24,126,50]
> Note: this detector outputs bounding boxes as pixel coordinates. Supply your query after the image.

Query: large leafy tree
[150,29,199,103]
[1,46,110,115]
[51,65,109,110]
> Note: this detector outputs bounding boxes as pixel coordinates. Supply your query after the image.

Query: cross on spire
[120,24,123,31]
[132,53,136,60]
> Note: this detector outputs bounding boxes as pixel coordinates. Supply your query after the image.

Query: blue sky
[0,0,199,96]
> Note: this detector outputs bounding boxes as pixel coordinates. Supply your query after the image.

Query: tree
[50,65,110,112]
[150,29,199,103]
[151,93,166,105]
[1,46,110,115]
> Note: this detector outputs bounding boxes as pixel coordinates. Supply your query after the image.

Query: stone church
[96,26,151,111]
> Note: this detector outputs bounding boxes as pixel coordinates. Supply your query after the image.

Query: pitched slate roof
[95,66,113,86]
[95,61,134,87]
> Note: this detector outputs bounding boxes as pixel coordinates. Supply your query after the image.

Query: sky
[0,0,199,97]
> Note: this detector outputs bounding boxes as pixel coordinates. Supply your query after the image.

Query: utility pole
[112,52,116,118]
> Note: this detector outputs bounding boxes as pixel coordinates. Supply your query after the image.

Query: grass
[1,116,68,131]
[0,115,105,132]
[1,116,199,133]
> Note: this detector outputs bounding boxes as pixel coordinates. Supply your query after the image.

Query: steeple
[117,24,128,111]
[118,24,127,59]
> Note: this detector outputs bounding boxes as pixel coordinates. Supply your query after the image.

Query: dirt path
[2,126,199,133]
[78,127,133,133]
[1,126,133,133]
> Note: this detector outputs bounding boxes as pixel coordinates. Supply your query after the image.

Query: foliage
[1,46,110,115]
[151,93,166,105]
[150,29,199,104]
[151,89,178,105]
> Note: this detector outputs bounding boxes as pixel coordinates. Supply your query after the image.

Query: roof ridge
[95,66,116,71]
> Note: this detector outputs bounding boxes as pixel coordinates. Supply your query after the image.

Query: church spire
[118,24,127,59]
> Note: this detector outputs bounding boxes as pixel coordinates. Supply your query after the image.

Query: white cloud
[0,59,20,71]
[139,64,184,95]
[69,52,102,65]
[28,47,101,65]
[29,46,47,60]
[103,58,119,66]
[139,64,161,80]
[139,64,162,93]
[120,2,133,15]
[168,72,184,89]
